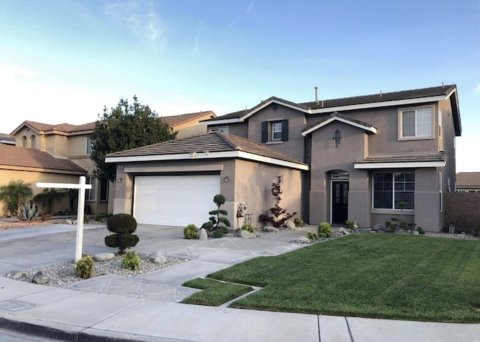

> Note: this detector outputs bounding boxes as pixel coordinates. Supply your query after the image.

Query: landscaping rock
[66,219,74,225]
[240,230,256,239]
[6,270,28,281]
[369,230,377,234]
[32,271,48,285]
[263,226,279,233]
[412,230,420,235]
[94,252,115,262]
[285,219,296,229]
[198,228,208,240]
[338,227,351,236]
[149,251,167,264]
[373,224,386,232]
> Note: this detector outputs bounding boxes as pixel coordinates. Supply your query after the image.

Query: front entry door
[332,181,349,224]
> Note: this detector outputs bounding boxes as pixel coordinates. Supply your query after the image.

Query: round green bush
[213,228,224,238]
[213,194,226,206]
[105,234,118,248]
[122,251,141,270]
[107,214,137,234]
[318,222,333,238]
[184,224,198,239]
[241,224,255,233]
[75,255,94,279]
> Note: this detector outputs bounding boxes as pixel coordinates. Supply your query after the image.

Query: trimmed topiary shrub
[201,194,231,238]
[75,255,94,279]
[318,222,333,238]
[122,251,141,270]
[105,213,139,254]
[184,224,198,239]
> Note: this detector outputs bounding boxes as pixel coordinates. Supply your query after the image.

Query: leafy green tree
[33,188,67,214]
[0,180,33,216]
[91,96,177,181]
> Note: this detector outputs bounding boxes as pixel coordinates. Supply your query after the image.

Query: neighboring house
[105,85,461,231]
[0,133,15,145]
[5,112,214,215]
[0,144,86,216]
[456,172,480,192]
[163,111,216,139]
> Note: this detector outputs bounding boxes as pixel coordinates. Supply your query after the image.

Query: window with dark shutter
[261,121,268,142]
[281,119,289,141]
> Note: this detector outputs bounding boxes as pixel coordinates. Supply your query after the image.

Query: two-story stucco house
[3,111,215,216]
[107,85,461,231]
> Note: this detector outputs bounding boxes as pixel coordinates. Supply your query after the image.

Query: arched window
[30,135,36,149]
[22,136,27,147]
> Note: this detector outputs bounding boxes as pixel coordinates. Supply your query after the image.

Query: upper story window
[30,135,36,149]
[86,136,93,155]
[208,126,229,134]
[399,107,433,140]
[22,136,27,147]
[261,119,289,143]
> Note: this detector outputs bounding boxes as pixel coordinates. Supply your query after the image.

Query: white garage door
[133,174,221,227]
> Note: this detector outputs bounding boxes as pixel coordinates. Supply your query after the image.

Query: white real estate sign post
[37,176,92,262]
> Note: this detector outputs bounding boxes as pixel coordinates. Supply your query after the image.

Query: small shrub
[75,255,94,279]
[213,228,224,238]
[105,214,139,254]
[294,217,304,228]
[306,232,318,240]
[345,220,358,229]
[241,224,255,233]
[184,224,198,239]
[122,251,141,270]
[17,202,41,221]
[318,222,333,238]
[417,226,425,235]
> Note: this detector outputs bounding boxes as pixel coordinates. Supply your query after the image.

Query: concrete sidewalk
[0,225,479,341]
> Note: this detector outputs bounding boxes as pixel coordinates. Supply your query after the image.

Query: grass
[198,234,480,322]
[181,278,253,306]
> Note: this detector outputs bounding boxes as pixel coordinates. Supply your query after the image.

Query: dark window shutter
[281,119,289,141]
[261,121,268,142]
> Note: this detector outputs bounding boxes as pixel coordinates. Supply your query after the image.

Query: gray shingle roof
[203,84,457,121]
[356,152,447,164]
[456,172,480,189]
[302,112,376,134]
[107,132,305,165]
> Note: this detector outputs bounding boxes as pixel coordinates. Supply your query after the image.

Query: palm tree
[33,188,68,214]
[0,181,33,216]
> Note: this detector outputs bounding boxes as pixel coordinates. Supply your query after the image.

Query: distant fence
[444,192,480,233]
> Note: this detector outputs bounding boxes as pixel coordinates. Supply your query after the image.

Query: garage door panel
[133,175,220,227]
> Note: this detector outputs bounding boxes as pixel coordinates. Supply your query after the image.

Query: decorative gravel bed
[4,254,187,287]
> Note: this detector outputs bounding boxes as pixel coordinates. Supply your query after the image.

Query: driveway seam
[345,317,355,342]
[317,315,321,342]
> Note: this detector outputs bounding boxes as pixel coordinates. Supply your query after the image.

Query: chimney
[314,86,319,106]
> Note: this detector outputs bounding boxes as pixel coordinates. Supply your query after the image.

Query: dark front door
[332,181,349,224]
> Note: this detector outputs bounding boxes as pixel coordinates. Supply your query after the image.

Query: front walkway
[0,224,479,341]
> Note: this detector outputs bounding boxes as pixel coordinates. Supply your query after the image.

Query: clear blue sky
[0,0,479,170]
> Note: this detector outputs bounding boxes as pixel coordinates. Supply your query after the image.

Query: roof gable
[11,120,95,136]
[302,112,377,136]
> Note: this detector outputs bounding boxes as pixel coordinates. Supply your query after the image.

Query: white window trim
[372,171,415,210]
[86,176,96,202]
[398,105,435,141]
[86,136,93,155]
[439,171,443,212]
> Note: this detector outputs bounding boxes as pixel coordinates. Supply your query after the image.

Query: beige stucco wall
[0,169,80,215]
[68,135,89,156]
[233,159,303,229]
[175,124,209,139]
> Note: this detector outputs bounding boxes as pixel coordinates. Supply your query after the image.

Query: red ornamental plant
[267,176,297,228]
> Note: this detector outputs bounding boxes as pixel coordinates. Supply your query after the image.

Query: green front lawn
[181,278,253,306]
[196,235,480,322]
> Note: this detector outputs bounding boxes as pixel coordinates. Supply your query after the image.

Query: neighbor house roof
[162,111,215,128]
[0,145,87,175]
[456,172,480,189]
[0,133,15,145]
[302,112,377,135]
[11,120,96,136]
[203,84,461,136]
[106,132,308,170]
[354,152,447,169]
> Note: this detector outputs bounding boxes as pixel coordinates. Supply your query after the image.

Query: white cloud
[104,0,166,42]
[474,83,480,95]
[0,66,38,78]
